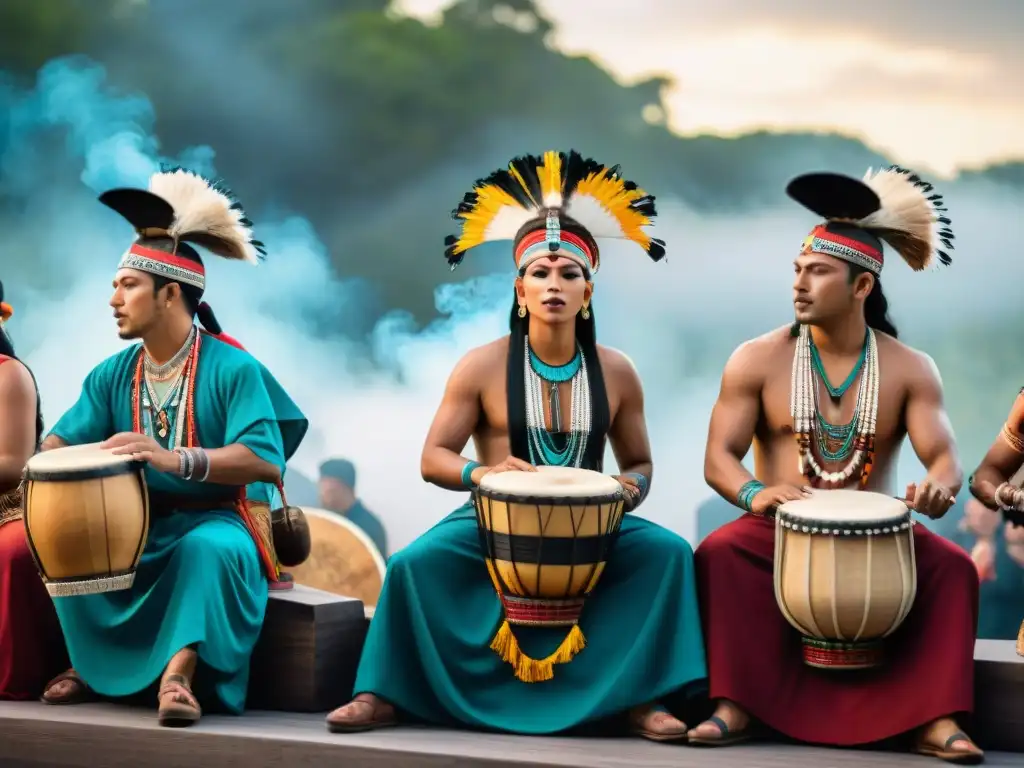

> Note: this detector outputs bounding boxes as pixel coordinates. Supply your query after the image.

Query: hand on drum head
[750,484,811,517]
[612,475,641,509]
[482,456,537,477]
[101,432,178,474]
[904,480,955,519]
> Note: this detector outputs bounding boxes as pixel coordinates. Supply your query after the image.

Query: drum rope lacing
[792,325,880,487]
[523,336,591,468]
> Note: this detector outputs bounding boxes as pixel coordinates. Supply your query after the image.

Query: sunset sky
[397,0,1024,176]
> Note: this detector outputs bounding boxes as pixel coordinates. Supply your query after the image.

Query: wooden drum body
[474,466,626,627]
[474,466,625,682]
[773,490,917,670]
[287,507,386,614]
[23,443,149,597]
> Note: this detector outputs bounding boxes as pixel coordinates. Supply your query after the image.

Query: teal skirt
[53,509,268,714]
[353,502,707,733]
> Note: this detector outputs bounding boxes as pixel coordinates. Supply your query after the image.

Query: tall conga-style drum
[774,490,917,670]
[286,507,386,616]
[23,443,149,597]
[474,466,625,682]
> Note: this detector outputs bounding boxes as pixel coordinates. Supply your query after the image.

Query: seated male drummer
[326,151,707,739]
[695,168,982,762]
[38,168,307,726]
[0,285,70,700]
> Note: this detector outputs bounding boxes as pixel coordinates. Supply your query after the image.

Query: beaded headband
[444,150,666,276]
[513,217,595,273]
[119,242,207,291]
[102,166,266,293]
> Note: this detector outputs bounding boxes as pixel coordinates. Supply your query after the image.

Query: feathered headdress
[786,165,954,276]
[444,150,666,275]
[99,166,266,293]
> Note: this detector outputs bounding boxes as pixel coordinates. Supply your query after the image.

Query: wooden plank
[7,629,1017,767]
[0,703,1021,768]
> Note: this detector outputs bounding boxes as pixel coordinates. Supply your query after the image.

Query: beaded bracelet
[622,472,650,509]
[461,460,481,490]
[737,479,766,512]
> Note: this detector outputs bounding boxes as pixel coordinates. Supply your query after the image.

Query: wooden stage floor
[0,701,1020,768]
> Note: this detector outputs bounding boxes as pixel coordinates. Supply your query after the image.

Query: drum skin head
[285,507,386,607]
[25,442,137,480]
[478,465,622,498]
[778,489,908,523]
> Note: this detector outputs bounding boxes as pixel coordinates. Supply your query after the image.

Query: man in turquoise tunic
[38,168,308,726]
[326,151,707,739]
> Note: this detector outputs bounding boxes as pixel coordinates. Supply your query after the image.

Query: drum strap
[234,484,288,582]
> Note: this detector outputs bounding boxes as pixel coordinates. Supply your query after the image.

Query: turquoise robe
[48,335,307,714]
[343,500,388,560]
[354,496,707,733]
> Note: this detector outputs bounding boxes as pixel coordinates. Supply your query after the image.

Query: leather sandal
[915,731,985,765]
[326,694,397,733]
[158,673,202,727]
[628,705,689,743]
[40,670,94,705]
[688,715,756,747]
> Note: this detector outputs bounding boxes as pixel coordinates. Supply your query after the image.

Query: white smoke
[2,58,1023,552]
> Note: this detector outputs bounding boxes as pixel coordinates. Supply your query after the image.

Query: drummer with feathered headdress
[695,166,983,761]
[326,151,707,741]
[37,167,308,727]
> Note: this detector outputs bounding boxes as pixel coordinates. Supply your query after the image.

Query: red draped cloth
[0,519,68,700]
[695,513,979,746]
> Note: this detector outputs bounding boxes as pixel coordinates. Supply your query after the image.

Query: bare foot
[326,693,397,733]
[916,717,984,764]
[687,699,753,746]
[41,669,92,705]
[628,703,688,742]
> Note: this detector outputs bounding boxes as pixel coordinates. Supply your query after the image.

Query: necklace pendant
[156,410,170,439]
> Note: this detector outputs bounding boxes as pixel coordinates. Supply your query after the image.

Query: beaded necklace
[791,325,879,488]
[140,325,197,443]
[132,327,201,448]
[523,336,591,468]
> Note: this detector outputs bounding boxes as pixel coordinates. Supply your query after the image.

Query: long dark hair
[506,290,611,470]
[0,325,44,451]
[789,263,899,339]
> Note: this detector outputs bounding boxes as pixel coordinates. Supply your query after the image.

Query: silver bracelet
[173,448,209,481]
[995,482,1024,511]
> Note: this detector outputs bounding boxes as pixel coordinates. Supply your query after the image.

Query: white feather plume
[857,166,953,270]
[148,168,262,263]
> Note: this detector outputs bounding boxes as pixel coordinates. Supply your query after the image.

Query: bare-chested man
[968,389,1024,654]
[693,168,983,763]
[326,151,707,738]
[0,284,69,700]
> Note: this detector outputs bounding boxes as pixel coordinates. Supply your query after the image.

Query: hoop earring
[581,306,590,320]
[518,304,527,319]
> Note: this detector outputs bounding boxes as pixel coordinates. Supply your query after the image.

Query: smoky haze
[2,56,1022,551]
